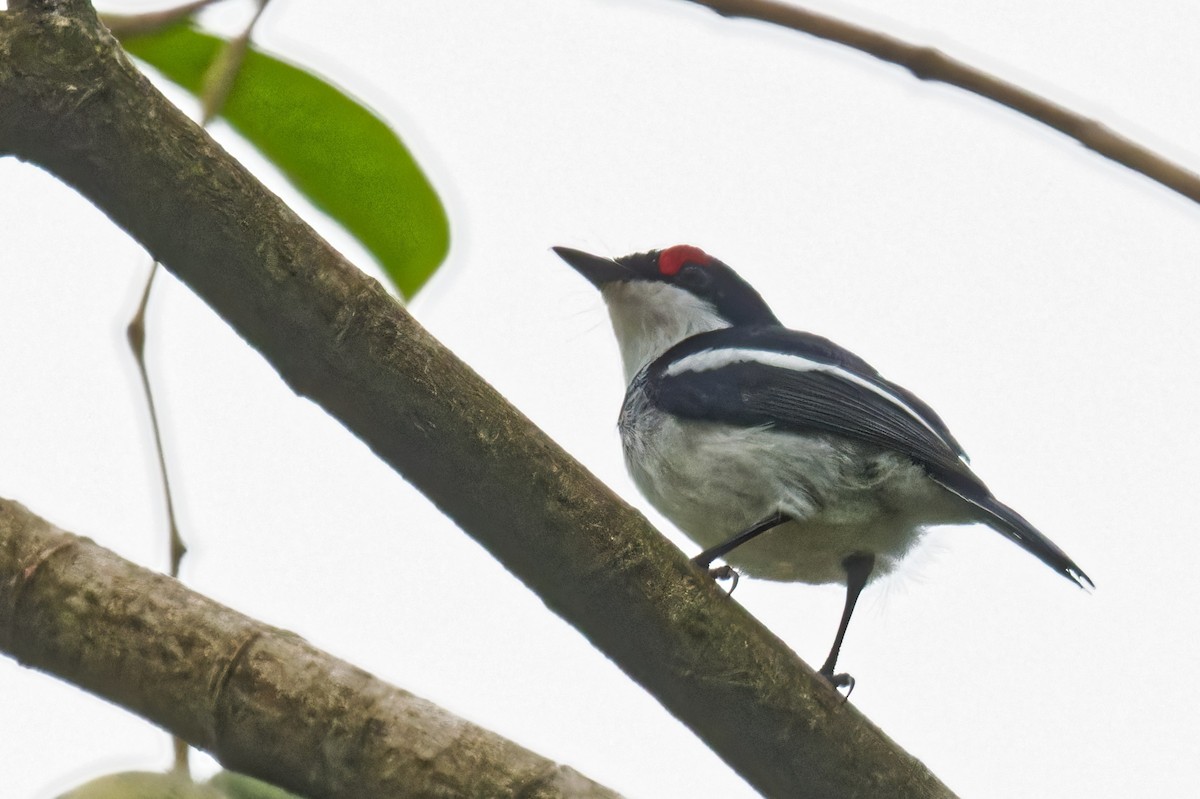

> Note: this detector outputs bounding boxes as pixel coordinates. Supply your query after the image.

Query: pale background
[3,0,1199,796]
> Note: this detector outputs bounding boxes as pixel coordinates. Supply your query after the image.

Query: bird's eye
[677,263,711,290]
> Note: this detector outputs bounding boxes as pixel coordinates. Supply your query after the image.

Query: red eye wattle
[658,245,711,276]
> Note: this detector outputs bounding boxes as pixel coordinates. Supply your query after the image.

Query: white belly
[619,403,971,584]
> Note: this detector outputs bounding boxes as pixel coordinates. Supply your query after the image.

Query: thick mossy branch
[0,498,621,799]
[0,3,954,797]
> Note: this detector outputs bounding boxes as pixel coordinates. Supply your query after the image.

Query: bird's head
[554,245,780,381]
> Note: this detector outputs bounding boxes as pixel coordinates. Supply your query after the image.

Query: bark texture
[0,498,621,799]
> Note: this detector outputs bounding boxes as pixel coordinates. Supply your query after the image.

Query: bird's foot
[691,556,740,595]
[818,668,855,700]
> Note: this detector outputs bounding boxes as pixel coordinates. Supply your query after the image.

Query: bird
[553,243,1091,690]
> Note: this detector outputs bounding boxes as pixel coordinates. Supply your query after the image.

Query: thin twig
[199,0,272,120]
[683,0,1200,205]
[101,0,226,37]
[126,262,186,580]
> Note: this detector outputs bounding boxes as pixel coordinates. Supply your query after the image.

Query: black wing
[646,331,976,489]
[649,327,970,465]
[645,328,1092,587]
[668,327,970,460]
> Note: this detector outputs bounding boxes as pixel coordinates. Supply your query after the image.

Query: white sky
[3,0,1199,796]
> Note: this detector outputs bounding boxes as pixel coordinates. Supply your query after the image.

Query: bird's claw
[708,564,740,595]
[691,556,740,595]
[819,669,855,700]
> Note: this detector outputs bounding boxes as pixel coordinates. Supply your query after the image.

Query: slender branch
[682,0,1200,205]
[0,3,953,796]
[127,261,187,580]
[101,0,225,37]
[0,497,621,799]
[198,0,269,120]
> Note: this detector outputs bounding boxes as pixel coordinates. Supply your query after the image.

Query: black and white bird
[554,244,1091,689]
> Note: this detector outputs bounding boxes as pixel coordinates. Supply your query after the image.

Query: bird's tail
[944,486,1093,589]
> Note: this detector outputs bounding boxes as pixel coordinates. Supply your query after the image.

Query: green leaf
[208,771,303,799]
[57,771,224,799]
[120,23,450,298]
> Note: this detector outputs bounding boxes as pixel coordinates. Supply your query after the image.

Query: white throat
[601,281,731,383]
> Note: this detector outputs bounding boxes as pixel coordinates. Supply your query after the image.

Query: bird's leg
[818,552,875,695]
[690,511,788,593]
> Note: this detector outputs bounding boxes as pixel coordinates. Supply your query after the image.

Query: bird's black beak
[552,246,629,288]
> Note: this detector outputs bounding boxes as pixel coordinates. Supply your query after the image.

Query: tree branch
[682,0,1200,205]
[100,0,221,37]
[0,497,621,799]
[0,2,953,796]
